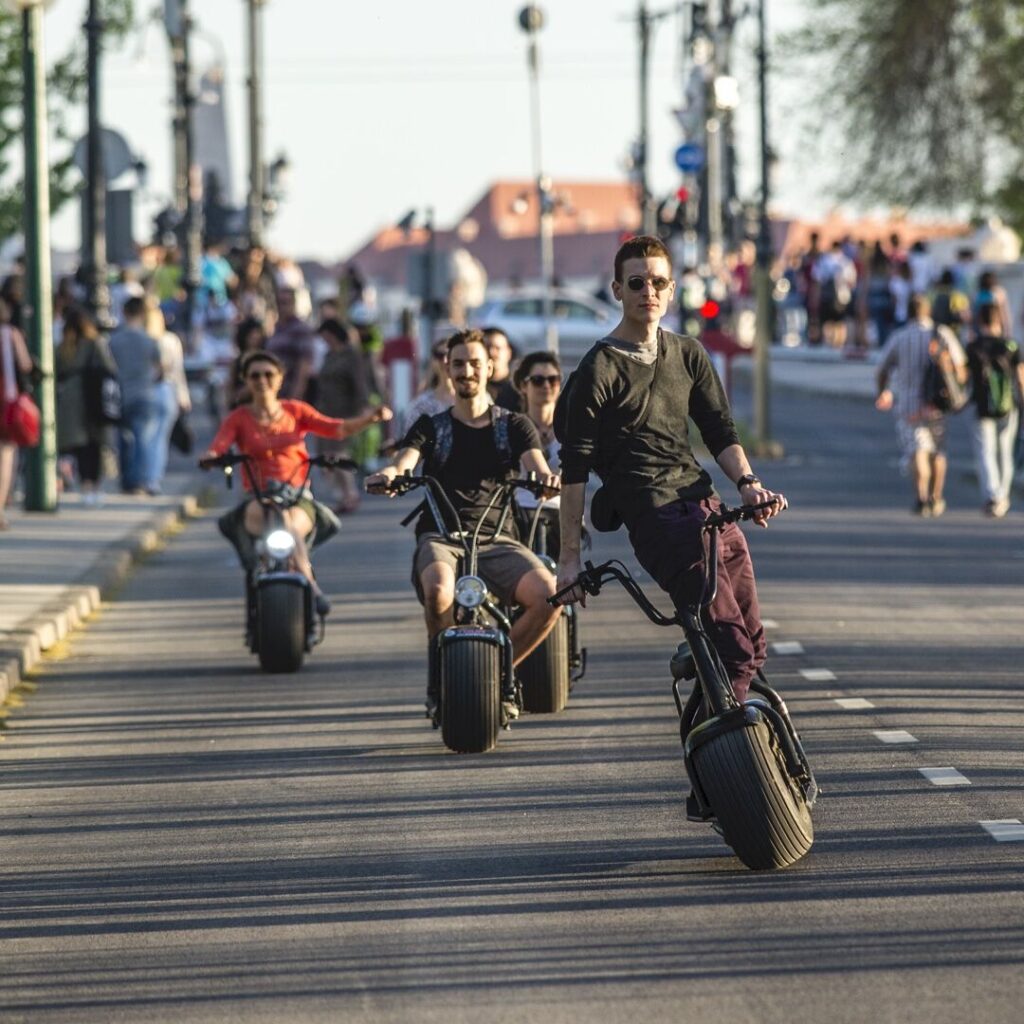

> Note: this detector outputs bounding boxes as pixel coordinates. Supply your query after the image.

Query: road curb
[0,489,207,704]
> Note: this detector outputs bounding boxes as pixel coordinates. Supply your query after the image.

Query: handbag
[170,410,194,454]
[922,331,967,414]
[1,326,40,448]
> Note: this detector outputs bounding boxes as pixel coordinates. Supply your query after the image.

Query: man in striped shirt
[876,294,967,516]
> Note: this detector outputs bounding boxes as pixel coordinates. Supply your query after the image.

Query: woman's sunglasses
[626,275,672,292]
[526,374,561,387]
[246,370,277,381]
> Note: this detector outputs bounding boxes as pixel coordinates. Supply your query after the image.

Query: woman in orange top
[203,350,390,613]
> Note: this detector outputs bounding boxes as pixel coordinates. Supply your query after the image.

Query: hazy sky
[44,0,816,261]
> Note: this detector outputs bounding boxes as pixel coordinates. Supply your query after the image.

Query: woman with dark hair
[202,350,391,614]
[0,295,33,528]
[514,350,564,557]
[400,339,455,434]
[55,306,119,506]
[229,317,268,407]
[315,318,371,513]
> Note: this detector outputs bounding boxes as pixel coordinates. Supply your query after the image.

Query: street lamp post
[6,0,57,511]
[753,0,775,453]
[518,5,557,353]
[245,0,266,249]
[82,0,111,327]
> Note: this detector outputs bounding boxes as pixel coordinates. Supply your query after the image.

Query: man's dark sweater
[559,329,739,526]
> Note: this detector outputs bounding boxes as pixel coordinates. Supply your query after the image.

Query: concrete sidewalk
[0,460,208,702]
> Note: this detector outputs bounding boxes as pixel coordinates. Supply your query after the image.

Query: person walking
[267,287,316,400]
[314,318,371,514]
[482,326,522,410]
[54,307,119,506]
[0,296,33,528]
[108,295,163,495]
[966,302,1024,517]
[229,317,268,408]
[145,300,191,494]
[876,294,967,516]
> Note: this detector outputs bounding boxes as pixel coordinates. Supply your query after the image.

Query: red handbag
[1,326,39,448]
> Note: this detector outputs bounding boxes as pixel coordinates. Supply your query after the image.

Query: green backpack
[980,340,1018,418]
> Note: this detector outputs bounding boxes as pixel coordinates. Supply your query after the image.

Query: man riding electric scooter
[553,236,787,816]
[367,329,560,720]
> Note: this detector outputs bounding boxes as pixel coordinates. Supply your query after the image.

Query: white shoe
[83,491,104,508]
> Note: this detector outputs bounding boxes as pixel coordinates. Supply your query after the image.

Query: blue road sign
[674,143,705,173]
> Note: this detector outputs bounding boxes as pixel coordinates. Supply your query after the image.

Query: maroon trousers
[628,498,765,701]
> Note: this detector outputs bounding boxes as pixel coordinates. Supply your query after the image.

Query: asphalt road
[1,386,1022,1023]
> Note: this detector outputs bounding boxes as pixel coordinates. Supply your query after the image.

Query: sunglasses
[526,374,561,387]
[246,370,277,381]
[626,275,672,292]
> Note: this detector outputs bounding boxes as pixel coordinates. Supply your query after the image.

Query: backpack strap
[490,404,513,470]
[430,409,454,469]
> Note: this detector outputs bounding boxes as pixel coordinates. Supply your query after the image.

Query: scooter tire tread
[518,613,570,714]
[440,637,501,753]
[256,582,306,674]
[693,719,813,870]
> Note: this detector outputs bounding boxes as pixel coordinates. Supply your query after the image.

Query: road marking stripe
[771,641,804,655]
[919,767,971,787]
[873,729,918,744]
[761,618,779,630]
[980,820,1024,842]
[835,697,875,709]
[800,668,837,681]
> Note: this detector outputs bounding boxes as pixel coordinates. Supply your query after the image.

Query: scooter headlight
[454,575,487,609]
[265,528,296,560]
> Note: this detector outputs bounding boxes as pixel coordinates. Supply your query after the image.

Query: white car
[471,289,621,366]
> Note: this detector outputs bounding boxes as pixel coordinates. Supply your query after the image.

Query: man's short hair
[613,234,672,282]
[240,349,285,376]
[445,328,488,356]
[908,293,931,320]
[977,302,1000,329]
[122,296,146,320]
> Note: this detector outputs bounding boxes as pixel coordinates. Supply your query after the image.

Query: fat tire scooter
[202,452,356,673]
[552,501,818,870]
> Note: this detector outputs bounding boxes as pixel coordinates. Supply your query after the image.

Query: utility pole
[753,0,775,452]
[423,206,437,350]
[518,6,556,352]
[16,0,57,511]
[718,0,739,249]
[245,0,266,249]
[166,0,201,350]
[637,2,655,235]
[82,0,111,327]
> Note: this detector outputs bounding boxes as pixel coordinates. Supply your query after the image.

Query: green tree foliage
[0,1,134,243]
[792,0,1024,229]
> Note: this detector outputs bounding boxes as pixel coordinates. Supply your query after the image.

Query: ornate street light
[4,0,57,511]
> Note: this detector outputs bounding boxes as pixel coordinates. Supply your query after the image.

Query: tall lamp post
[245,0,266,249]
[82,0,111,326]
[518,5,556,353]
[6,0,57,511]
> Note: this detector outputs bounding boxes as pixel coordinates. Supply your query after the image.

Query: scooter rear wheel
[692,720,813,870]
[257,582,306,674]
[440,637,501,753]
[518,613,569,713]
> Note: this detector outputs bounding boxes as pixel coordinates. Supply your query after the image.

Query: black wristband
[736,473,761,491]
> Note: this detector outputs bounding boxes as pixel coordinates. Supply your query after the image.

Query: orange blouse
[208,400,344,490]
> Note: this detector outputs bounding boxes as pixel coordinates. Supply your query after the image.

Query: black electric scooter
[553,501,818,870]
[201,452,355,673]
[383,470,564,753]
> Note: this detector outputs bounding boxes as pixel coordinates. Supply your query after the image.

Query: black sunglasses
[526,374,561,387]
[246,370,276,381]
[626,275,672,292]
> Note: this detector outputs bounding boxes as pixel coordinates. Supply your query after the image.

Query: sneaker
[315,593,331,617]
[501,699,520,725]
[424,694,439,724]
[993,498,1010,518]
[685,789,716,822]
[913,500,932,517]
[930,497,946,517]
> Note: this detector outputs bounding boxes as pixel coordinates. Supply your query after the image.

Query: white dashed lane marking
[873,729,918,744]
[771,641,804,656]
[980,820,1024,842]
[834,697,875,710]
[761,619,779,630]
[800,668,837,681]
[919,767,971,787]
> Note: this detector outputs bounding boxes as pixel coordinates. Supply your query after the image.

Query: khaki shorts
[412,534,546,606]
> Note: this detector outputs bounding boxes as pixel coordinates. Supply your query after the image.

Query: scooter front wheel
[692,720,813,870]
[440,636,501,753]
[257,581,306,674]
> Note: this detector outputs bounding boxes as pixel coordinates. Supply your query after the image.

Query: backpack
[977,339,1018,418]
[923,332,967,414]
[429,405,513,470]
